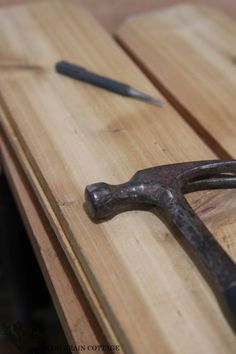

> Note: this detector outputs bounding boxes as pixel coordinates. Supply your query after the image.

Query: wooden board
[1,0,236,33]
[0,1,236,353]
[116,4,236,158]
[0,132,107,349]
[0,109,119,352]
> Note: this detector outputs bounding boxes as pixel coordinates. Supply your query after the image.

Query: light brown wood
[0,132,107,350]
[0,0,236,33]
[117,4,236,158]
[0,1,236,353]
[0,102,117,349]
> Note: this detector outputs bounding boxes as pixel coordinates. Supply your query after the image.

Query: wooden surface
[0,132,107,350]
[0,0,236,33]
[117,4,236,158]
[0,1,236,353]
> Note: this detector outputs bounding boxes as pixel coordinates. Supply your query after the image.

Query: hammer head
[85,178,165,220]
[85,164,178,220]
[85,160,236,220]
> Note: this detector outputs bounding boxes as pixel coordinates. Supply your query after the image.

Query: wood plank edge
[0,134,109,349]
[0,108,122,351]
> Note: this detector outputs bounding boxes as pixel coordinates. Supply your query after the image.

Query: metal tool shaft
[55,61,163,106]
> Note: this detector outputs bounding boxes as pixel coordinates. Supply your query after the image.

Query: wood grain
[0,103,118,349]
[0,2,236,353]
[117,4,236,158]
[0,132,107,350]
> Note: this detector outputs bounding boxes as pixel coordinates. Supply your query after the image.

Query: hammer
[85,160,236,323]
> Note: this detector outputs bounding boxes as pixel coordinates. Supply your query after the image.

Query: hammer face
[85,182,113,219]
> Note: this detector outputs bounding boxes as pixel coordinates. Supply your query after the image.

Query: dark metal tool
[85,160,236,322]
[55,61,163,106]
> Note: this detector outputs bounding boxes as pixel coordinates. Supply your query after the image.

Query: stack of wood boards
[0,132,107,348]
[0,1,235,353]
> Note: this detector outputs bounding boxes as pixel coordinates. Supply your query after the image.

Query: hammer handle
[224,285,236,320]
[163,191,236,321]
[55,61,131,96]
